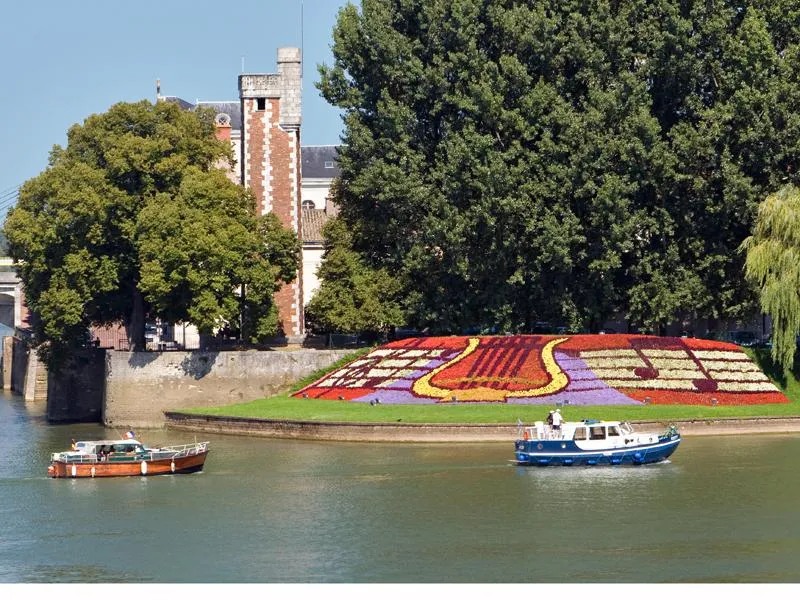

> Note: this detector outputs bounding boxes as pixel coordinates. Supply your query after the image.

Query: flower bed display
[294,334,787,405]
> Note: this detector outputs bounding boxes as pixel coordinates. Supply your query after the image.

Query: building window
[302,200,315,210]
[324,161,335,168]
[256,98,266,111]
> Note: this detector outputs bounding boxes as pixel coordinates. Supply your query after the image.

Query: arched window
[302,200,315,210]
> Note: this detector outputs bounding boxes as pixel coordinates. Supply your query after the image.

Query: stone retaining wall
[10,336,29,395]
[104,349,352,428]
[164,413,800,442]
[164,412,516,442]
[46,349,105,422]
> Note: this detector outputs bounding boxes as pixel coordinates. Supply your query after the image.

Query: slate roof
[160,95,196,111]
[302,208,330,243]
[302,145,341,178]
[160,97,342,179]
[161,97,243,130]
[196,101,242,130]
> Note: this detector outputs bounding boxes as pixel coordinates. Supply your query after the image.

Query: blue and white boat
[514,419,680,466]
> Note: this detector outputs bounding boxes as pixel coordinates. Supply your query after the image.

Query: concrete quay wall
[164,414,800,443]
[164,412,518,442]
[104,349,352,428]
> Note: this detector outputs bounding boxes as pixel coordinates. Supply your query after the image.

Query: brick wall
[239,51,304,339]
[268,106,303,337]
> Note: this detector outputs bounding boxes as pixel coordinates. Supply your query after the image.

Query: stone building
[159,47,342,342]
[299,145,340,306]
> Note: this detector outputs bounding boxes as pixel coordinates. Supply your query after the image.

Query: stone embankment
[164,413,800,442]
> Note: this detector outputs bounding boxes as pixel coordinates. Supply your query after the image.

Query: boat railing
[659,424,679,441]
[156,442,210,457]
[522,427,565,441]
[52,442,209,463]
[52,452,101,464]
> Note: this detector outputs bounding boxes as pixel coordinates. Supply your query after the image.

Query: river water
[1,390,799,583]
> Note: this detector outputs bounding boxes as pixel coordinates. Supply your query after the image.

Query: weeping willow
[741,185,800,370]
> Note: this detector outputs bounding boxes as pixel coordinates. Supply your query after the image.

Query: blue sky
[0,0,350,221]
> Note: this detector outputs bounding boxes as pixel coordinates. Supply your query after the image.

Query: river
[1,390,799,583]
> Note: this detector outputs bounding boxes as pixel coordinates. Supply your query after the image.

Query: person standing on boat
[551,409,564,435]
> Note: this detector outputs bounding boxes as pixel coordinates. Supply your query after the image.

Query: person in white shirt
[551,409,564,433]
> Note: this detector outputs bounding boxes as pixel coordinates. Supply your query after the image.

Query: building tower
[239,47,304,340]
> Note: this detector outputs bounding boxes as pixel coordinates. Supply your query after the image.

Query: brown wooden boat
[48,437,209,478]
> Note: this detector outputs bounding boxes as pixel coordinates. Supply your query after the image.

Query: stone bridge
[0,257,25,333]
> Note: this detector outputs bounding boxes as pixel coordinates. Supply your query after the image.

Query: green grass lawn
[184,347,800,424]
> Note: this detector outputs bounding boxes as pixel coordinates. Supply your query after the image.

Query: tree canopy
[318,0,800,334]
[305,211,404,337]
[3,100,300,364]
[742,185,800,370]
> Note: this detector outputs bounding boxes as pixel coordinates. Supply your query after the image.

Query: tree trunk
[126,287,146,351]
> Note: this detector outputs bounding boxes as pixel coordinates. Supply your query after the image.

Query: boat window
[607,426,621,437]
[573,427,587,441]
[589,426,606,440]
[620,422,633,435]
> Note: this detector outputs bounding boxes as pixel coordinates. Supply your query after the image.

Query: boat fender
[170,461,175,473]
[47,465,55,477]
[140,461,148,475]
[90,467,96,478]
[70,465,77,478]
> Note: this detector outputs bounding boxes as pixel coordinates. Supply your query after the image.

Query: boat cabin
[569,420,633,441]
[522,419,661,449]
[524,419,634,442]
[72,440,146,457]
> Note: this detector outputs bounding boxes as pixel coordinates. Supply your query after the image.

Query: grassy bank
[185,347,800,424]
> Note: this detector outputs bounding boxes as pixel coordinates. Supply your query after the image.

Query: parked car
[390,328,429,340]
[725,330,759,347]
[327,333,372,348]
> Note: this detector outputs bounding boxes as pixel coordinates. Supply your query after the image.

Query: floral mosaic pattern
[294,335,788,406]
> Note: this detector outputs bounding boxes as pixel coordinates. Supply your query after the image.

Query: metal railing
[52,442,209,463]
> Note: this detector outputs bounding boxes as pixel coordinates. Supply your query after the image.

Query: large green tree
[742,185,800,370]
[3,100,300,364]
[306,214,404,337]
[318,0,800,333]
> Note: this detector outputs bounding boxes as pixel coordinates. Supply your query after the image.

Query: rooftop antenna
[156,78,161,101]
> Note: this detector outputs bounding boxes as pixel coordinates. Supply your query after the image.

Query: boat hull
[514,436,680,467]
[48,451,208,478]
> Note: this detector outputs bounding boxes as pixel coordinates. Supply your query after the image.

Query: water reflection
[1,391,800,583]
